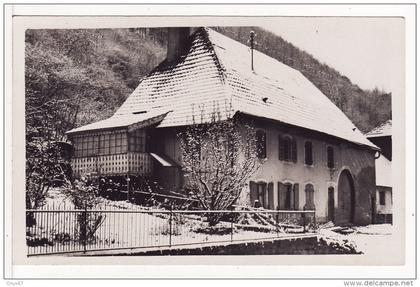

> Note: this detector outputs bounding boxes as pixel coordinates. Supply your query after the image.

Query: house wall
[238,120,376,225]
[376,186,392,214]
[155,121,376,225]
[375,186,393,224]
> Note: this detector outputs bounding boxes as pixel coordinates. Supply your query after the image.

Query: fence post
[169,205,173,247]
[313,209,317,231]
[302,212,306,233]
[83,203,87,254]
[276,211,279,237]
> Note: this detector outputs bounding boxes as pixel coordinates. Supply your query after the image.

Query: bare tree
[179,112,262,226]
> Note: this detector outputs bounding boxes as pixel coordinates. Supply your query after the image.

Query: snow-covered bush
[62,177,105,243]
[179,110,262,226]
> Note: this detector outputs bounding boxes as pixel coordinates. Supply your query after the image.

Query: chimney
[167,27,197,62]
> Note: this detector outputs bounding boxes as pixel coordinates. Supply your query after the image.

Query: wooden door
[337,170,355,224]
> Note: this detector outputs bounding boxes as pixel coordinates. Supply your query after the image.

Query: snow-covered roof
[375,154,392,188]
[67,109,170,134]
[150,153,178,167]
[366,120,392,138]
[68,27,376,149]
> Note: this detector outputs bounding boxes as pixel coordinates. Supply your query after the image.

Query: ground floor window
[257,182,267,208]
[379,191,386,205]
[304,183,315,210]
[278,182,299,210]
[250,181,274,209]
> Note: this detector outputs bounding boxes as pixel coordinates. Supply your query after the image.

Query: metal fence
[26,207,316,256]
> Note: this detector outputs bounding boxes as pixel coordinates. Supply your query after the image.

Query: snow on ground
[29,187,311,255]
[347,224,395,256]
[45,188,147,210]
[37,188,395,256]
[44,188,73,208]
[318,223,394,255]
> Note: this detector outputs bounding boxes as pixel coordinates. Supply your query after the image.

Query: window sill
[304,164,314,168]
[280,160,296,165]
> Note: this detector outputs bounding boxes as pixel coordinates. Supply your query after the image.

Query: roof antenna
[249,30,256,71]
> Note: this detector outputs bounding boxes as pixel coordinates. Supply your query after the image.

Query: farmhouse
[67,27,379,225]
[366,120,393,224]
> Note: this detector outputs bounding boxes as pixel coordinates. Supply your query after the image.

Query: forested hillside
[25,26,391,142]
[213,27,392,133]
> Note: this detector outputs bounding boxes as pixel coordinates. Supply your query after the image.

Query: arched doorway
[337,169,355,224]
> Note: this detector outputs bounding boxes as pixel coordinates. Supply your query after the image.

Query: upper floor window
[304,141,313,165]
[279,135,297,162]
[128,129,146,153]
[256,130,267,159]
[327,146,334,168]
[73,131,127,157]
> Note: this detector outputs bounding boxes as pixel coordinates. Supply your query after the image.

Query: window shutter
[277,182,285,210]
[261,182,268,208]
[278,136,284,161]
[293,183,299,210]
[304,184,315,210]
[292,139,298,162]
[250,181,258,207]
[268,182,274,209]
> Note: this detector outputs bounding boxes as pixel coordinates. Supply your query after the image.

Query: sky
[261,17,404,96]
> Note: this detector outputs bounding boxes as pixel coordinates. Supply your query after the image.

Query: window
[129,129,146,152]
[278,182,299,210]
[250,181,274,209]
[379,191,386,205]
[257,183,266,208]
[73,131,128,157]
[279,136,297,162]
[304,141,313,165]
[304,184,315,210]
[256,130,267,159]
[327,146,334,168]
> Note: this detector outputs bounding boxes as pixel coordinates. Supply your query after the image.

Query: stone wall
[99,236,359,256]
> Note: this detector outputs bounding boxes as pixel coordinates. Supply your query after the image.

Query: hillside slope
[212,26,392,133]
